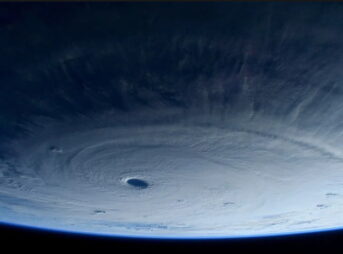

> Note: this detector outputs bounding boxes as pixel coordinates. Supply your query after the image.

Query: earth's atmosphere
[1,2,343,238]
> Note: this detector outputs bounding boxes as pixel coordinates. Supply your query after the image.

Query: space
[1,1,343,252]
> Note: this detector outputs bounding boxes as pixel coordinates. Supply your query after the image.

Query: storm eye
[126,178,149,189]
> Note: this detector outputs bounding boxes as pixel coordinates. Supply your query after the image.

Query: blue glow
[1,221,343,240]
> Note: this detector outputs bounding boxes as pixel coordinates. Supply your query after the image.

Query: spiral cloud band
[1,110,343,237]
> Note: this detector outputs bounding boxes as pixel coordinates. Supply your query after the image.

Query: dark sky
[1,220,342,253]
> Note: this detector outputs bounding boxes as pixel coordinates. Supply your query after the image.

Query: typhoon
[1,2,343,238]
